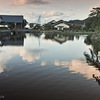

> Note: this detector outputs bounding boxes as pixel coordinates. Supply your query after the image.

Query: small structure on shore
[53,20,70,31]
[43,20,70,31]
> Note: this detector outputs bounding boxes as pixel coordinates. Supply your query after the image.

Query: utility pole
[37,15,41,25]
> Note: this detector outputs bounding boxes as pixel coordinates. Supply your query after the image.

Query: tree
[33,24,41,30]
[85,6,100,31]
[43,24,52,30]
[89,7,100,17]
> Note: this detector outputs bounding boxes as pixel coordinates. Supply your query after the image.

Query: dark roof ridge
[0,15,23,17]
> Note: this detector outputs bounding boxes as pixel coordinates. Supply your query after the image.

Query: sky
[0,0,100,23]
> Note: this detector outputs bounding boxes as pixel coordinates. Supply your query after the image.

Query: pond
[0,33,100,100]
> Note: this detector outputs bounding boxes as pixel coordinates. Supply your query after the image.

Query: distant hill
[68,20,85,25]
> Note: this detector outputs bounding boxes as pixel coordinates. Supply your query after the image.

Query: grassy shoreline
[43,30,97,35]
[0,29,97,36]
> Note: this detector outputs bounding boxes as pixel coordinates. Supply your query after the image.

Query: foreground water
[0,33,100,100]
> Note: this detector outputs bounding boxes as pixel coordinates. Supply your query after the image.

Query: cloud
[13,0,49,5]
[23,10,64,23]
[41,11,64,23]
[0,9,10,14]
[26,0,49,5]
[24,11,38,22]
[13,0,26,5]
[42,11,64,17]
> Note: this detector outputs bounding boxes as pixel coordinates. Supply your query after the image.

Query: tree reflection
[93,74,100,86]
[84,35,100,68]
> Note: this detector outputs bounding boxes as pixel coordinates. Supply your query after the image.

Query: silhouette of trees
[43,24,52,30]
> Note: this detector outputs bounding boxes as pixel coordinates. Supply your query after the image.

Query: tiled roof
[53,20,69,26]
[0,15,23,23]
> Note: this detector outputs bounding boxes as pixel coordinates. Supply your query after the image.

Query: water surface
[0,33,100,100]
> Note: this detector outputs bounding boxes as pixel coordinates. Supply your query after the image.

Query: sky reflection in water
[0,33,100,80]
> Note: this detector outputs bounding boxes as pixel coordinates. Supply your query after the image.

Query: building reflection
[0,33,26,46]
[44,33,75,44]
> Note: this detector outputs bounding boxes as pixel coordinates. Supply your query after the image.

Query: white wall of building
[25,23,30,29]
[0,25,8,28]
[54,23,70,28]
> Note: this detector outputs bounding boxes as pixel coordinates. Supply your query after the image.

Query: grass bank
[43,30,96,36]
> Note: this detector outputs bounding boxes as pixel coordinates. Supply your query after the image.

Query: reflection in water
[44,33,75,44]
[0,66,5,73]
[0,33,26,73]
[69,59,100,79]
[0,34,100,78]
[0,47,47,73]
[84,35,100,86]
[84,35,100,68]
[19,48,47,63]
[54,60,70,68]
[93,74,100,86]
[19,48,40,63]
[41,61,46,67]
[0,33,47,73]
[0,48,14,73]
[1,33,100,99]
[0,33,25,46]
[54,59,100,79]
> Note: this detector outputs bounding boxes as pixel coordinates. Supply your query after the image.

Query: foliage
[68,20,84,25]
[71,26,82,32]
[43,24,52,30]
[85,7,100,32]
[33,24,41,30]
